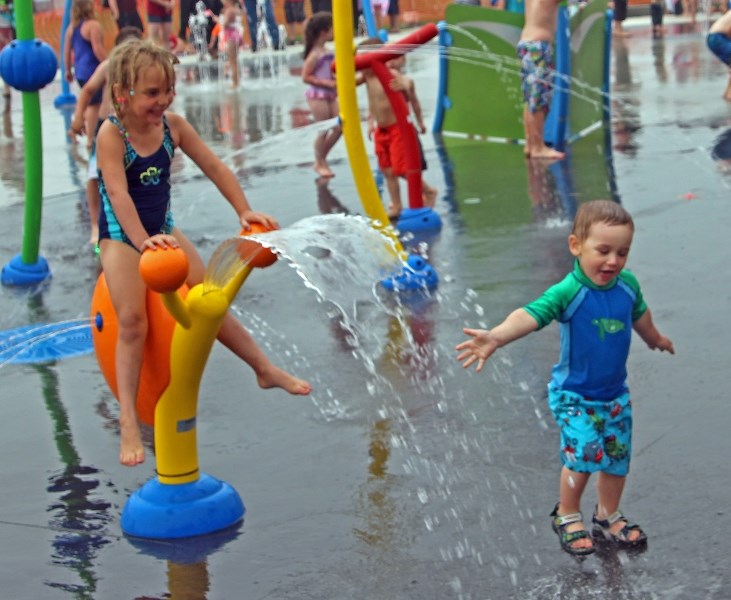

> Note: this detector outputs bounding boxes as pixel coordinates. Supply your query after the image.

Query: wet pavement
[1,14,731,600]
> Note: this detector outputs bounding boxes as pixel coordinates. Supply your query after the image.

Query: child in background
[387,53,438,210]
[283,0,305,45]
[218,0,245,87]
[457,200,674,557]
[360,39,435,219]
[63,0,107,150]
[707,10,731,101]
[96,41,311,466]
[518,0,565,160]
[68,27,144,247]
[147,0,175,48]
[650,0,665,37]
[302,12,341,178]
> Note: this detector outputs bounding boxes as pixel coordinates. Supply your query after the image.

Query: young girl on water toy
[96,40,311,467]
[456,200,674,557]
[302,12,341,178]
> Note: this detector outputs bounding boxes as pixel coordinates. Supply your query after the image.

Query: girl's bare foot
[257,365,312,395]
[119,415,145,466]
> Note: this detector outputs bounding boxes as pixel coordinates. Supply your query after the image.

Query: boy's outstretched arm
[456,308,539,372]
[633,309,675,354]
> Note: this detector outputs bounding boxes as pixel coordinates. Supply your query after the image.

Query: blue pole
[54,0,76,107]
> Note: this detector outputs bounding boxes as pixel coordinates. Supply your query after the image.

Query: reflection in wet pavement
[1,16,731,599]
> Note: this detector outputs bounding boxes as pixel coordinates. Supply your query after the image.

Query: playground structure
[433,1,612,150]
[91,231,277,539]
[0,0,59,286]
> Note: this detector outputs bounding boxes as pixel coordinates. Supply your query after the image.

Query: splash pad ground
[1,15,731,599]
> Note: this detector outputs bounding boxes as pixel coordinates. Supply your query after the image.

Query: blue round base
[396,208,443,233]
[1,254,51,286]
[380,253,439,292]
[121,473,245,540]
[53,92,77,108]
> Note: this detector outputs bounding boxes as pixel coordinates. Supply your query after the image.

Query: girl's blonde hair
[571,200,634,241]
[108,40,179,116]
[71,0,95,25]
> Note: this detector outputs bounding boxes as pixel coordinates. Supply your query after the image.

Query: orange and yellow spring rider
[90,226,276,539]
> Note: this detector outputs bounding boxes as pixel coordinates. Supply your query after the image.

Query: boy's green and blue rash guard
[523,261,647,400]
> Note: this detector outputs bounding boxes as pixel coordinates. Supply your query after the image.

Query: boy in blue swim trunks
[456,200,674,557]
[518,0,565,160]
[707,10,731,101]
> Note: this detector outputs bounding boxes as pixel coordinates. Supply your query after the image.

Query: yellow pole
[154,266,254,485]
[332,0,406,257]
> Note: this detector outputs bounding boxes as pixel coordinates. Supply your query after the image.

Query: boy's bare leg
[724,71,731,101]
[422,178,437,207]
[557,466,594,550]
[595,471,643,541]
[384,169,402,217]
[525,108,565,160]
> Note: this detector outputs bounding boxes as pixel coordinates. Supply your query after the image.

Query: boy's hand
[651,335,675,354]
[389,75,407,92]
[455,327,500,372]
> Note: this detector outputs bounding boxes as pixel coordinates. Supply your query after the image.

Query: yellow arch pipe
[154,263,254,485]
[332,0,406,259]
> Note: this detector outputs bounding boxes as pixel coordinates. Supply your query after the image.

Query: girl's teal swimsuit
[98,115,175,251]
[524,261,647,475]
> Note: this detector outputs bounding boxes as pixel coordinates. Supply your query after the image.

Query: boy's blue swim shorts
[547,386,632,476]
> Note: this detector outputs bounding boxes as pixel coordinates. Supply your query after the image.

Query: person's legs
[384,169,401,216]
[308,97,337,176]
[556,466,594,550]
[244,0,259,51]
[613,0,631,36]
[725,70,731,101]
[99,240,149,466]
[86,178,100,245]
[83,105,101,152]
[264,0,280,47]
[148,21,164,47]
[227,40,239,87]
[174,230,312,395]
[421,178,437,207]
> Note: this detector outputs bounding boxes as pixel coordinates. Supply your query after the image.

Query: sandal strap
[593,509,624,528]
[562,529,591,543]
[553,511,583,527]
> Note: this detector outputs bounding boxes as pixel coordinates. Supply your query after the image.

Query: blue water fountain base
[1,254,51,286]
[396,207,442,233]
[53,92,76,108]
[381,253,439,292]
[121,473,245,539]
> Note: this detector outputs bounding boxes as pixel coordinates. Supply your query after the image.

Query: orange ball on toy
[139,246,190,293]
[238,222,278,268]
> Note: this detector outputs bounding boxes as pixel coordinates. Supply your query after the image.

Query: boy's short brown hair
[571,200,634,241]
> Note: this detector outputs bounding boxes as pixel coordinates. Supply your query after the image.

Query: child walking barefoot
[457,200,674,557]
[518,0,565,160]
[219,0,245,88]
[97,41,311,467]
[302,12,341,178]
